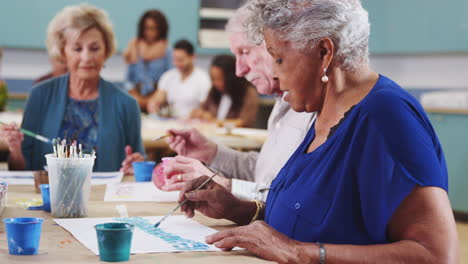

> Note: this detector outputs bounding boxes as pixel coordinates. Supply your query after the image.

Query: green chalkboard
[0,0,201,53]
[362,0,468,54]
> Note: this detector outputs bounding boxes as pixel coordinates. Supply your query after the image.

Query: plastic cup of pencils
[3,217,44,255]
[45,154,95,218]
[132,161,156,182]
[95,223,134,262]
[39,184,51,212]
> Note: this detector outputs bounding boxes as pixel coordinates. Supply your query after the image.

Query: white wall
[369,54,468,89]
[2,48,468,89]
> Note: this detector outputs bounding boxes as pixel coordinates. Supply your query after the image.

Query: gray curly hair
[245,0,370,72]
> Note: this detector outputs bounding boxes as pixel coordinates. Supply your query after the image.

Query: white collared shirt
[210,97,316,201]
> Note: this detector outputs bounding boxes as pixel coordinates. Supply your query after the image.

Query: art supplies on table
[154,171,219,228]
[39,184,51,212]
[132,161,156,182]
[3,217,44,255]
[151,134,169,141]
[0,171,124,186]
[46,153,95,218]
[54,216,227,254]
[0,181,7,216]
[95,222,134,262]
[0,121,51,144]
[45,137,96,218]
[104,182,179,202]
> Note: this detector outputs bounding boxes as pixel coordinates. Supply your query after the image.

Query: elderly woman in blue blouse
[123,9,173,112]
[0,4,144,172]
[177,0,459,263]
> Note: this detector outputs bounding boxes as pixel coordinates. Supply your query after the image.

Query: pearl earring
[321,68,329,83]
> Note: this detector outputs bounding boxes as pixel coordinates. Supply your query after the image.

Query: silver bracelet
[316,242,326,264]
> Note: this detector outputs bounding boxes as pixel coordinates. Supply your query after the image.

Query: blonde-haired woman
[0,4,144,172]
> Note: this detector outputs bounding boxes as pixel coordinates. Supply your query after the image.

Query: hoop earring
[321,68,329,83]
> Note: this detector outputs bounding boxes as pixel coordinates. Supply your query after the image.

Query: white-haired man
[161,4,316,201]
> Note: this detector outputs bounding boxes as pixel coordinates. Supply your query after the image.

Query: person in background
[178,0,459,263]
[157,4,315,203]
[33,56,68,85]
[124,9,172,112]
[0,47,8,112]
[190,54,258,128]
[0,4,144,171]
[147,39,211,118]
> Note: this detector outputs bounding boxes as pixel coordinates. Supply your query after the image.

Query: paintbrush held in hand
[0,121,52,144]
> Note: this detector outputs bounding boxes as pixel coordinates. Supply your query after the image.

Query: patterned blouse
[59,97,98,153]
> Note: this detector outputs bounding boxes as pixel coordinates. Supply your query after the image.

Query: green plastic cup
[94,223,134,262]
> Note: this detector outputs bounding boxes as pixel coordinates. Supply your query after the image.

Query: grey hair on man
[245,0,370,72]
[225,2,251,34]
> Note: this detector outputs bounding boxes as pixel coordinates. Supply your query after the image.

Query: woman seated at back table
[190,55,259,128]
[124,9,173,112]
[177,0,459,263]
[0,4,144,172]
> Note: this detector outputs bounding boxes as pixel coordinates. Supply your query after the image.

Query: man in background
[147,39,211,118]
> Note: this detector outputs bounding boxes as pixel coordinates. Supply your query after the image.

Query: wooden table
[0,178,271,263]
[0,112,268,153]
[141,115,268,151]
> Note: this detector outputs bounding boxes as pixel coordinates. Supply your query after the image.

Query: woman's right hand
[166,128,217,164]
[0,123,24,153]
[179,176,252,225]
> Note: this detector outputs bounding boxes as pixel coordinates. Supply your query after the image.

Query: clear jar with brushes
[45,154,95,218]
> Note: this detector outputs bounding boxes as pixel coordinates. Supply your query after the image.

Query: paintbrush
[154,170,220,228]
[0,121,51,144]
[152,131,175,142]
[152,134,169,141]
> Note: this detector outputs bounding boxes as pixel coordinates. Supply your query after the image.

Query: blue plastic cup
[132,161,156,182]
[95,223,134,262]
[39,184,51,212]
[3,217,44,255]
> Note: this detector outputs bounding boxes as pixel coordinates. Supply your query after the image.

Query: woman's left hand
[206,221,302,263]
[162,156,231,191]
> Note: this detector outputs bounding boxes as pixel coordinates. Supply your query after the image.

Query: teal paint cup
[39,184,51,212]
[132,161,156,182]
[3,217,44,255]
[95,223,134,262]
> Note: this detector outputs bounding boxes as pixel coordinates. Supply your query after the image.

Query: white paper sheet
[54,216,221,254]
[0,171,123,185]
[104,182,179,202]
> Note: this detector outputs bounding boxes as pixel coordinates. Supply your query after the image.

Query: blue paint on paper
[115,217,209,251]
